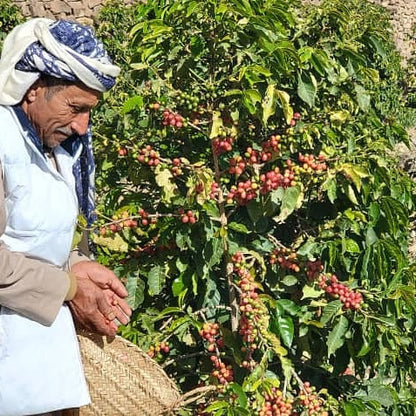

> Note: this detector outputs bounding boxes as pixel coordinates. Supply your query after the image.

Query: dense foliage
[2,0,416,414]
[90,0,416,414]
[89,0,416,414]
[0,0,23,52]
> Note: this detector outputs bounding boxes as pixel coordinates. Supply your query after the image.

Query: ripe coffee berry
[212,136,234,155]
[162,109,184,128]
[318,274,363,310]
[226,180,259,205]
[137,145,160,166]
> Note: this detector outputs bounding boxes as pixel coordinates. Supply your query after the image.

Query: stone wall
[11,0,135,25]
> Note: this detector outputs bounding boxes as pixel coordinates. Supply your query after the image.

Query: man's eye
[70,105,89,114]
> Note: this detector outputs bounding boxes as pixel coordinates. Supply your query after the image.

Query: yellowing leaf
[275,89,293,125]
[155,165,178,203]
[209,111,224,138]
[339,163,369,191]
[330,110,350,125]
[262,84,276,125]
[92,232,129,252]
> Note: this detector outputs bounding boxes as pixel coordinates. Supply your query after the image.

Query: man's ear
[24,79,44,103]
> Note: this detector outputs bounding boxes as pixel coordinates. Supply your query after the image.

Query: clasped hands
[68,260,132,337]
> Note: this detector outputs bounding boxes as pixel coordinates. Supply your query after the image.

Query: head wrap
[0,18,120,226]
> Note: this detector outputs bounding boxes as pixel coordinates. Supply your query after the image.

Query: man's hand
[68,261,132,337]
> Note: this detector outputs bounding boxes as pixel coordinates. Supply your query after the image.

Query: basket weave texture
[77,331,181,416]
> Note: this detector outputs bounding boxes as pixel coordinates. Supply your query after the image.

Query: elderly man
[0,18,132,415]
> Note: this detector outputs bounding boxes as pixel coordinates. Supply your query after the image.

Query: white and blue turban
[0,18,120,226]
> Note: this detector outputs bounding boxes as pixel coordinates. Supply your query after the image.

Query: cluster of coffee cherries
[297,153,327,174]
[178,208,197,224]
[199,322,233,385]
[270,249,326,283]
[305,260,324,281]
[258,387,294,416]
[147,341,170,359]
[318,274,363,310]
[209,355,234,385]
[226,179,258,205]
[228,155,246,176]
[209,182,220,200]
[137,145,161,166]
[296,382,329,416]
[162,108,184,128]
[99,208,155,236]
[227,134,282,176]
[171,158,183,176]
[176,90,199,111]
[232,253,271,359]
[212,136,234,155]
[99,210,138,236]
[244,146,271,164]
[137,208,153,227]
[259,167,297,194]
[269,248,301,273]
[199,322,224,352]
[289,112,302,126]
[117,147,128,157]
[261,134,282,159]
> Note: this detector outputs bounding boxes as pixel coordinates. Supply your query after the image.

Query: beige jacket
[0,164,85,326]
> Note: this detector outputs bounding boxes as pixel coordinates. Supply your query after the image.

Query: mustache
[55,128,74,138]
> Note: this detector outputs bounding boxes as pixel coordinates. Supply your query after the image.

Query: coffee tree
[91,0,416,414]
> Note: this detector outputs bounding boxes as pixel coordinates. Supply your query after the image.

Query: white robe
[0,106,90,415]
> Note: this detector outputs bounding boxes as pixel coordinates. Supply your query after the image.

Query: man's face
[22,81,100,149]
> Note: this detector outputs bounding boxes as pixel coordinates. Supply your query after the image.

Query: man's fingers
[71,261,128,298]
[106,277,128,297]
[111,295,132,318]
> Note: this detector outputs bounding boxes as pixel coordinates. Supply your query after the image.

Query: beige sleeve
[0,161,74,326]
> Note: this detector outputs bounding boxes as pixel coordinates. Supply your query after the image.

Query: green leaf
[320,300,343,325]
[302,285,323,299]
[228,222,250,234]
[330,110,350,125]
[276,299,300,315]
[281,275,298,286]
[172,276,186,296]
[242,89,262,114]
[126,273,145,309]
[204,237,224,268]
[147,265,165,296]
[205,401,229,412]
[321,176,337,203]
[339,163,368,192]
[297,72,317,108]
[272,186,303,223]
[227,383,248,408]
[327,315,349,356]
[342,402,359,416]
[276,315,294,347]
[355,85,371,111]
[121,95,144,114]
[365,384,394,407]
[342,238,360,254]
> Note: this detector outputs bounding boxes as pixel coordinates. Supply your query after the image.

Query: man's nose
[70,112,90,136]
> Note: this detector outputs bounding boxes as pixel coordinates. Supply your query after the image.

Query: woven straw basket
[77,331,182,416]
